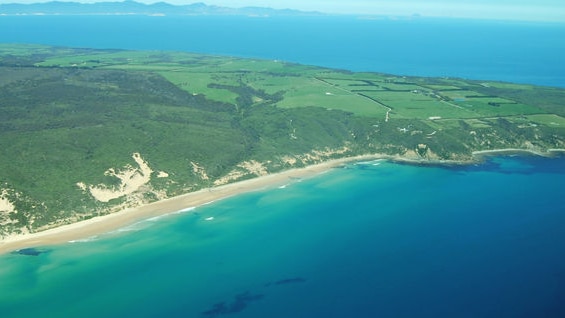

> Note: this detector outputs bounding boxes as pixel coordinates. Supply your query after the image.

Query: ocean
[1,15,565,317]
[1,156,565,317]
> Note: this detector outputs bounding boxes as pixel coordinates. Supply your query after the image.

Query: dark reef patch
[265,277,307,287]
[201,291,264,317]
[12,247,48,256]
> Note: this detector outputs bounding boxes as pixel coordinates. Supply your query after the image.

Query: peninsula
[1,44,564,250]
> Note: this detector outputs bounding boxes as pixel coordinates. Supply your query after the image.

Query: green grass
[275,77,388,117]
[525,114,565,127]
[438,90,471,100]
[422,84,463,90]
[158,70,240,104]
[375,82,427,91]
[461,119,494,129]
[360,91,474,119]
[455,99,543,117]
[319,78,374,87]
[479,81,535,90]
[245,75,301,94]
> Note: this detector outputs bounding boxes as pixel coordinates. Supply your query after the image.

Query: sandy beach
[0,154,386,255]
[2,149,563,255]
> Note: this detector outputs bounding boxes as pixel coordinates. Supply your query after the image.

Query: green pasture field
[525,114,565,127]
[21,45,558,122]
[203,58,290,73]
[245,74,304,95]
[274,77,388,117]
[461,118,496,129]
[456,99,542,117]
[438,90,472,99]
[318,78,378,88]
[159,70,241,104]
[0,43,56,55]
[359,91,474,119]
[479,81,535,90]
[422,84,463,91]
[36,51,148,67]
[426,118,494,131]
[374,82,427,91]
[318,78,392,92]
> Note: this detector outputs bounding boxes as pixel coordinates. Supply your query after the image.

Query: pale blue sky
[5,0,565,21]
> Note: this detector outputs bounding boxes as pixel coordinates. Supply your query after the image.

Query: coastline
[0,154,383,255]
[1,149,563,255]
[471,148,565,158]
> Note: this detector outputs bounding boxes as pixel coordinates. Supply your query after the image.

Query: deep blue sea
[1,16,565,317]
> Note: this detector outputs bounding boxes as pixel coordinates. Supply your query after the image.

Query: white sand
[86,153,153,203]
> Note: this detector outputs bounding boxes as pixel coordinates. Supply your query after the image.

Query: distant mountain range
[0,1,323,16]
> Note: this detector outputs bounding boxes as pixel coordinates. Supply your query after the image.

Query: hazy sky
[6,0,565,21]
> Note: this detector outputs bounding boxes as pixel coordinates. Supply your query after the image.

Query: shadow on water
[201,291,264,317]
[463,153,565,175]
[264,277,307,287]
[390,153,565,175]
[201,277,307,317]
[11,248,50,256]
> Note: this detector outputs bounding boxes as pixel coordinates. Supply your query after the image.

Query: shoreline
[1,149,563,255]
[472,148,565,157]
[0,154,383,255]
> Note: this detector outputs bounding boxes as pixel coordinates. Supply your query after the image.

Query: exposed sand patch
[214,149,349,187]
[281,156,298,166]
[298,146,351,164]
[190,162,209,180]
[239,160,268,176]
[280,147,351,168]
[82,153,153,203]
[0,189,15,213]
[76,182,87,191]
[157,171,169,178]
[214,160,269,186]
[0,189,17,227]
[213,170,246,186]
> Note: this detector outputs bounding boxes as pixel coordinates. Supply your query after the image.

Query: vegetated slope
[0,45,563,236]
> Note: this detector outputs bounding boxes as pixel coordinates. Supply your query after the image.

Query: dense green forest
[0,44,564,236]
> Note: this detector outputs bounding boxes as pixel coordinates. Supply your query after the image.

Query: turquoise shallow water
[1,155,564,317]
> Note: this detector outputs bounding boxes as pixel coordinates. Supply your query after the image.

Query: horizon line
[2,0,565,23]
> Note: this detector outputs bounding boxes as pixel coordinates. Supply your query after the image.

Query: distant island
[0,1,323,16]
[0,44,564,250]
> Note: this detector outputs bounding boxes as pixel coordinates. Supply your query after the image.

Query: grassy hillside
[0,44,564,236]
